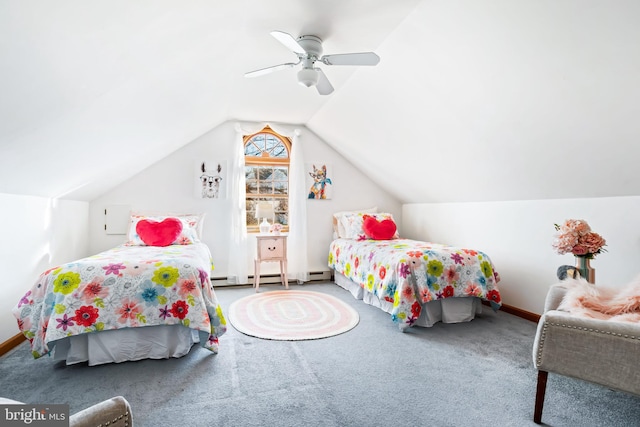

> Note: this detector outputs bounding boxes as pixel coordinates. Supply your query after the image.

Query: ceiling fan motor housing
[296,35,323,60]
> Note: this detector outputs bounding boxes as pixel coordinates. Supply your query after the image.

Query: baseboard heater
[211,270,333,287]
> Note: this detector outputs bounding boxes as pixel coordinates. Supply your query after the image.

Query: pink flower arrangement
[270,223,283,233]
[552,219,607,258]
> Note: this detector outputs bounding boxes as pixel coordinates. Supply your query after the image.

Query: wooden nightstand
[254,234,288,292]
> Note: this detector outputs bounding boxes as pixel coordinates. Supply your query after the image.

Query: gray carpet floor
[2,283,639,426]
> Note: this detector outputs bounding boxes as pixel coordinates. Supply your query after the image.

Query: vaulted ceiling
[1,1,639,203]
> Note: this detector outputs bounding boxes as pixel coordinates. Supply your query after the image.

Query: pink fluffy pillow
[135,218,183,247]
[363,215,397,240]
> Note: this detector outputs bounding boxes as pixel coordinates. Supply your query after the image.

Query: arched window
[243,126,291,231]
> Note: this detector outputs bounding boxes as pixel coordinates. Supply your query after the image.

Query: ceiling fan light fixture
[297,67,319,87]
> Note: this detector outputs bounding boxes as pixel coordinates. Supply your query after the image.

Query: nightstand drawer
[258,238,284,259]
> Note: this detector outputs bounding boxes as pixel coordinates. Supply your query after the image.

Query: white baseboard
[211,270,332,287]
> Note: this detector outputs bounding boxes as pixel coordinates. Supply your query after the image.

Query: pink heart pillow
[136,218,183,247]
[363,215,397,240]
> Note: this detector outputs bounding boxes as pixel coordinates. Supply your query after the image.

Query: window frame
[243,126,291,233]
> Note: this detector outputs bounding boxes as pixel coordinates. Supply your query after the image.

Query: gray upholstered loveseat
[0,396,132,427]
[532,283,640,424]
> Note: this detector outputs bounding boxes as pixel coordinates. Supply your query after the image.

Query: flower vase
[575,256,595,284]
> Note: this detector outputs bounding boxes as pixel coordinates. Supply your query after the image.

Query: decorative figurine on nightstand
[270,223,283,235]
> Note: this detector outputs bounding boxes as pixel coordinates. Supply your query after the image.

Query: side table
[254,234,288,292]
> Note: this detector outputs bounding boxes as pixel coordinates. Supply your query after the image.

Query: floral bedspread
[13,243,227,359]
[328,238,502,330]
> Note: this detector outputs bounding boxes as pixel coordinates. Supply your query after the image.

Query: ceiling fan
[244,31,380,95]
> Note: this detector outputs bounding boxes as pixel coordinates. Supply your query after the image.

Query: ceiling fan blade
[270,31,306,55]
[244,62,297,78]
[315,68,334,95]
[321,52,380,66]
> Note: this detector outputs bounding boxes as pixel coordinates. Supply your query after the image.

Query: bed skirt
[334,271,482,327]
[51,325,200,366]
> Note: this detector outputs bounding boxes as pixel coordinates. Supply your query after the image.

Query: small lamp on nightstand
[255,202,274,234]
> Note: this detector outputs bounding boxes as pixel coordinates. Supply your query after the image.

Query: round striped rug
[228,290,359,340]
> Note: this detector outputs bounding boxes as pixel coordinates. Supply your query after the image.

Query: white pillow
[341,212,399,240]
[125,212,206,245]
[128,211,205,237]
[332,207,377,238]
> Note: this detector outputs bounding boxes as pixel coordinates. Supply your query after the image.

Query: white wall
[403,196,640,315]
[89,120,402,279]
[0,194,89,342]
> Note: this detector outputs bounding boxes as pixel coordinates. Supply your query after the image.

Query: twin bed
[328,210,502,330]
[12,213,227,365]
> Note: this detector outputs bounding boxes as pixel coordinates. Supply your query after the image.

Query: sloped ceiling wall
[308,0,640,203]
[1,1,638,203]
